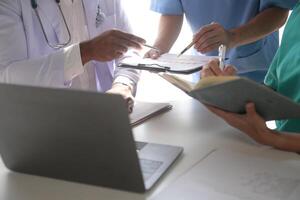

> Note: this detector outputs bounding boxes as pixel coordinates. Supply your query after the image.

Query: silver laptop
[0,83,183,193]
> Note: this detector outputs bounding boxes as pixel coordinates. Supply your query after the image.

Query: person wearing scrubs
[147,0,297,82]
[201,1,300,153]
[0,0,146,109]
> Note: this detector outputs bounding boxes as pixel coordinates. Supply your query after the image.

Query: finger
[207,59,220,70]
[116,31,146,45]
[150,50,161,59]
[224,65,237,76]
[197,41,221,54]
[209,60,223,75]
[126,97,134,113]
[194,31,220,50]
[245,103,257,117]
[114,38,142,50]
[201,66,216,77]
[144,49,160,59]
[113,43,128,53]
[144,52,150,58]
[205,105,231,119]
[193,23,218,42]
[114,51,124,59]
[201,59,220,77]
[128,103,134,113]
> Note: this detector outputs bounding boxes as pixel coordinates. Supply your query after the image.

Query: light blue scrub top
[151,0,297,82]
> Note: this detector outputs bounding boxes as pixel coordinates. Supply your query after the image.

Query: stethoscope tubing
[31,0,72,49]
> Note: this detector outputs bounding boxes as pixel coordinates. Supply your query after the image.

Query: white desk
[0,99,298,200]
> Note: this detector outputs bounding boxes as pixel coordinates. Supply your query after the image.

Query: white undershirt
[61,0,96,90]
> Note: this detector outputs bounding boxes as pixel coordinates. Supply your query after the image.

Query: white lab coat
[0,0,139,91]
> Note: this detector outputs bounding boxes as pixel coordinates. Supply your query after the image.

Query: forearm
[153,15,183,53]
[114,68,140,95]
[263,130,300,153]
[229,7,289,48]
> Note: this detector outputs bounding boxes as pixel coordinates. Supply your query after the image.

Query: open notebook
[160,74,300,121]
[119,54,217,74]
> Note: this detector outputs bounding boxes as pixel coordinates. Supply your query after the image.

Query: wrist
[80,40,93,65]
[227,29,240,49]
[259,129,278,146]
[153,41,171,54]
[113,82,133,94]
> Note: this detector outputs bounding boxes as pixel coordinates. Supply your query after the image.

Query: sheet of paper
[152,149,300,200]
[120,53,217,72]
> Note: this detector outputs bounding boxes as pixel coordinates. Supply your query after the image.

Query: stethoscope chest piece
[95,4,106,28]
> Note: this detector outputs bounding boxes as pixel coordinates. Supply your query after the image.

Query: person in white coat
[0,0,145,107]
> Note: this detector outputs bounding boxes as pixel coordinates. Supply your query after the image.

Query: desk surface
[0,99,297,200]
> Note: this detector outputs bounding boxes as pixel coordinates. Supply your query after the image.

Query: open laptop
[0,83,183,193]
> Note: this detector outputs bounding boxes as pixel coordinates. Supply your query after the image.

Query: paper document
[119,54,217,74]
[152,149,300,200]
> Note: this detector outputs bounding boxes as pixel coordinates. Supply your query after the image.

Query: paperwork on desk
[152,149,300,200]
[119,54,217,74]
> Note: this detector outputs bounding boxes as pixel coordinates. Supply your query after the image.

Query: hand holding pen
[177,22,231,57]
[178,41,227,72]
[193,22,234,54]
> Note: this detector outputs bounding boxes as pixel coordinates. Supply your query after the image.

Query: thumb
[246,103,257,117]
[224,65,237,76]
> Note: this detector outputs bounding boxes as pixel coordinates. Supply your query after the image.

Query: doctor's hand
[106,83,135,113]
[80,29,146,64]
[201,59,237,78]
[193,23,235,54]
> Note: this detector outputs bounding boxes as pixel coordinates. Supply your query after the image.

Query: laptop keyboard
[135,142,164,180]
[139,159,163,181]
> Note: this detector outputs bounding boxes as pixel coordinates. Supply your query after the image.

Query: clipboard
[118,54,218,75]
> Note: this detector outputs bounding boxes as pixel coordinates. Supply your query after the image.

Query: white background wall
[123,0,192,54]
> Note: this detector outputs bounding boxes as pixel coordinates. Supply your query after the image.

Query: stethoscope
[31,0,71,49]
[31,0,106,49]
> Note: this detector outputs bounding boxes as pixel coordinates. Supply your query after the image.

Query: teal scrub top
[264,2,300,133]
[151,0,297,82]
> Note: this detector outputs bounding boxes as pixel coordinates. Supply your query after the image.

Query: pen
[218,45,227,70]
[177,40,195,57]
[177,22,215,57]
[143,44,160,51]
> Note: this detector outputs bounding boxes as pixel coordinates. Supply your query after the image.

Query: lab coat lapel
[82,0,99,39]
[82,0,115,81]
